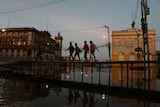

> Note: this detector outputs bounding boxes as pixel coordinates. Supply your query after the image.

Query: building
[112,28,156,61]
[111,28,157,89]
[0,27,63,61]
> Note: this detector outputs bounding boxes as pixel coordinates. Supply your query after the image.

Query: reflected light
[81,72,83,75]
[85,73,88,77]
[66,74,70,79]
[47,42,50,45]
[102,94,106,100]
[46,84,48,88]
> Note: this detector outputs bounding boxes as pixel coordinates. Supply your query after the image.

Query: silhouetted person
[65,42,74,61]
[89,93,98,107]
[89,41,99,61]
[74,43,81,61]
[82,41,89,62]
[80,91,88,107]
[65,88,74,105]
[26,45,32,60]
[73,89,81,103]
[36,45,42,61]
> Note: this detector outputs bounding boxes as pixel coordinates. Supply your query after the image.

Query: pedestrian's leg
[78,54,80,61]
[72,54,75,61]
[85,52,88,62]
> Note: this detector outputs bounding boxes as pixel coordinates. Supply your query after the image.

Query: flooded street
[0,61,160,107]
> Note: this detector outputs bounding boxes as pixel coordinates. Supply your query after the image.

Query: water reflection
[0,61,160,107]
[111,63,157,91]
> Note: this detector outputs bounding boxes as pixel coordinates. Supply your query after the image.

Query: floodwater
[0,62,160,107]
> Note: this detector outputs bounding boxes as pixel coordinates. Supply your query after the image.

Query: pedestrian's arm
[81,47,84,51]
[65,47,69,51]
[95,45,99,51]
[97,48,99,51]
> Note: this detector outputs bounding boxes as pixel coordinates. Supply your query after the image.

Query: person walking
[26,45,32,60]
[65,42,74,61]
[36,45,42,61]
[73,43,81,61]
[89,41,99,61]
[82,41,89,62]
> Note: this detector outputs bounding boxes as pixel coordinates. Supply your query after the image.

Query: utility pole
[141,0,150,90]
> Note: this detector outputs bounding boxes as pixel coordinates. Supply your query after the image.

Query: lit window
[17,39,21,46]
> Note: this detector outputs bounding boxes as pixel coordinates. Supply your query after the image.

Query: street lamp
[103,26,111,86]
[2,29,6,32]
[103,26,111,62]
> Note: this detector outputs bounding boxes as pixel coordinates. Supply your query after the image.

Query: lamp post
[104,26,111,62]
[103,26,111,86]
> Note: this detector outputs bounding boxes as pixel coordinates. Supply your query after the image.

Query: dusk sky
[0,0,159,60]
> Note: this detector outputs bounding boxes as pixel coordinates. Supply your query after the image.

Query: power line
[131,0,140,28]
[50,26,104,33]
[0,0,67,14]
[134,0,140,22]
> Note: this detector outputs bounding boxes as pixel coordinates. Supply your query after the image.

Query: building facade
[112,28,156,61]
[0,27,62,61]
[111,28,157,89]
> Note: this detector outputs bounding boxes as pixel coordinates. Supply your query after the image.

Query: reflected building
[111,28,157,90]
[0,27,63,61]
[111,28,158,107]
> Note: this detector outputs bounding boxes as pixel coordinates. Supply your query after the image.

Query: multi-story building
[0,27,63,61]
[111,28,156,89]
[112,28,156,61]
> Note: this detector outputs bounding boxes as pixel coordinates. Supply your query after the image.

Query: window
[121,38,126,46]
[17,38,21,46]
[119,52,124,61]
[6,38,10,46]
[115,38,119,47]
[148,38,153,47]
[12,39,16,45]
[134,38,138,46]
[129,52,135,61]
[127,38,132,47]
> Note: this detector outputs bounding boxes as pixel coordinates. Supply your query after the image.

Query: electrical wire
[131,0,140,28]
[50,26,104,32]
[0,0,67,14]
[133,0,140,22]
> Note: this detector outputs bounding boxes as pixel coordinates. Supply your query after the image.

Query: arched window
[119,52,124,61]
[129,52,135,61]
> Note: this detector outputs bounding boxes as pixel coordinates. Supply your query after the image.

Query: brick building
[0,27,63,61]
